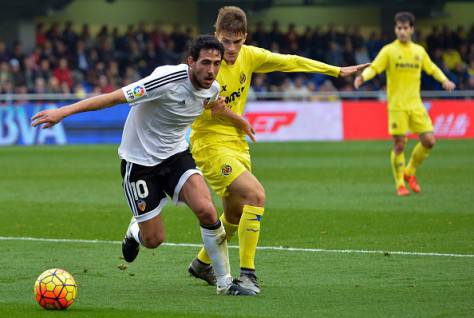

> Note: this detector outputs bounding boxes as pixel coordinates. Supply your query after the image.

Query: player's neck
[224,58,236,66]
[397,38,412,45]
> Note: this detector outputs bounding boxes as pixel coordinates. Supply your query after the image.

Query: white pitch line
[0,236,473,258]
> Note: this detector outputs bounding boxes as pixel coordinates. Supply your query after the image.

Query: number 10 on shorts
[130,180,149,200]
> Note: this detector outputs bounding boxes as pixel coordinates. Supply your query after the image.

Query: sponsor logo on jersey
[395,62,420,69]
[245,112,297,133]
[177,100,186,105]
[221,164,232,176]
[133,86,145,97]
[224,86,245,104]
[137,199,147,212]
[240,72,246,84]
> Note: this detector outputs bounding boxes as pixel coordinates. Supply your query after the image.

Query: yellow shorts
[388,108,433,136]
[191,137,251,198]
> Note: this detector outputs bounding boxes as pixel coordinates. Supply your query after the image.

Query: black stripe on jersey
[145,73,188,91]
[146,74,188,92]
[144,70,187,89]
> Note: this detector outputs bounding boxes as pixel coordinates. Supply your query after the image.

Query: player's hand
[354,75,364,89]
[442,80,455,92]
[31,108,66,129]
[208,96,226,116]
[240,119,256,143]
[340,63,370,77]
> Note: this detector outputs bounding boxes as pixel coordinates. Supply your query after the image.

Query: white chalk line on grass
[0,236,473,258]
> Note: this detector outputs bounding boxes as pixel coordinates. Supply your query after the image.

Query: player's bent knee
[242,187,265,207]
[393,143,405,154]
[422,138,435,149]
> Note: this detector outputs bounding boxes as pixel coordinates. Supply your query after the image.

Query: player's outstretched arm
[206,96,256,142]
[32,89,126,129]
[339,63,371,77]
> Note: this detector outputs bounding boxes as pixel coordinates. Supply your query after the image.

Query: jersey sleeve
[421,48,448,83]
[248,46,340,77]
[362,46,389,81]
[121,66,188,106]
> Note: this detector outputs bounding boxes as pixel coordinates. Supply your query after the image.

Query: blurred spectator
[354,46,370,65]
[36,59,53,82]
[252,21,269,49]
[98,75,114,93]
[34,77,47,94]
[283,76,310,100]
[325,41,344,66]
[0,61,12,86]
[53,58,73,88]
[442,47,464,70]
[312,79,339,102]
[0,41,10,63]
[10,59,27,88]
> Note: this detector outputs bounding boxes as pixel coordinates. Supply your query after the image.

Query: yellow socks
[406,142,431,176]
[197,214,238,265]
[196,205,264,271]
[391,150,406,188]
[238,205,264,270]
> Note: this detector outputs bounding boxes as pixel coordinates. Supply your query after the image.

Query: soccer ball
[34,268,77,310]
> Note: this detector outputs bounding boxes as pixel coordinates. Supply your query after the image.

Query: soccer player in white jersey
[32,35,256,296]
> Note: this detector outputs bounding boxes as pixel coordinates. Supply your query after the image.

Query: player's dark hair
[395,11,415,27]
[215,6,247,35]
[188,34,224,61]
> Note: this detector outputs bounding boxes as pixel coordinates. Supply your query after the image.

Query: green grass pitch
[0,140,473,317]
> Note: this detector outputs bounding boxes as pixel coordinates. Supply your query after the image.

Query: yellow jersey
[361,39,447,111]
[191,45,341,141]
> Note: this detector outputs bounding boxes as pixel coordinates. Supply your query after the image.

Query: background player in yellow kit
[354,12,455,196]
[188,6,369,293]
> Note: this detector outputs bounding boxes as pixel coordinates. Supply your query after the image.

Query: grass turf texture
[0,140,473,317]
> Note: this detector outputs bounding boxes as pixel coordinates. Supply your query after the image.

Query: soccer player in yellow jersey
[354,12,455,196]
[187,6,369,293]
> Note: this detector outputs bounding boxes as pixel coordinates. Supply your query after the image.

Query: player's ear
[187,56,194,68]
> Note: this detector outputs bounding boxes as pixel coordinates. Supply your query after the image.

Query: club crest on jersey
[221,164,232,176]
[137,199,147,212]
[240,72,246,84]
[392,122,398,129]
[203,97,211,106]
[133,85,145,97]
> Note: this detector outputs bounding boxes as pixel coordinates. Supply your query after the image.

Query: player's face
[215,31,247,64]
[395,21,414,43]
[188,49,222,89]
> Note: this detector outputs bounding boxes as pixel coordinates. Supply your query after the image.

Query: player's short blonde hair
[215,6,247,35]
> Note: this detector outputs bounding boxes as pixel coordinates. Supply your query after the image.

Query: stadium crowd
[0,21,473,98]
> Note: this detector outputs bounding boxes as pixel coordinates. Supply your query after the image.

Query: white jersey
[118,64,219,166]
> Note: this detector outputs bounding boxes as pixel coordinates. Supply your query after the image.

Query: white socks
[200,221,232,289]
[128,218,142,244]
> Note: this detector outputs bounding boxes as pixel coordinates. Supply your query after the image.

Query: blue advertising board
[0,103,130,145]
